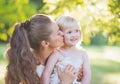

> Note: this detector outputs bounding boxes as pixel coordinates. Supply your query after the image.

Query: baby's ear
[40,40,49,47]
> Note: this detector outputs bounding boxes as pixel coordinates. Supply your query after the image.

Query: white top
[50,49,83,84]
[36,65,45,77]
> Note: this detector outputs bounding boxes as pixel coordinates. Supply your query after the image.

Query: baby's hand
[77,66,83,81]
[57,64,77,84]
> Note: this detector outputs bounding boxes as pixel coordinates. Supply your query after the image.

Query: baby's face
[62,27,81,46]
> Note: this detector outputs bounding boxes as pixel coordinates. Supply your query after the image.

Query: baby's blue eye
[67,31,72,34]
[75,29,79,32]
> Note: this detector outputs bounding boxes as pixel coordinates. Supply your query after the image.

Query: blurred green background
[0,0,120,84]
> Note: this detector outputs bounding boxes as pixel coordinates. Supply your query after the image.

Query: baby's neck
[60,46,78,58]
[61,45,76,51]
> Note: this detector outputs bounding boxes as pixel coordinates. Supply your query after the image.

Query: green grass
[85,46,120,84]
[0,44,7,61]
[0,44,120,84]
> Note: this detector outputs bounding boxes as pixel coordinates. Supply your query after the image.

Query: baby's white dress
[49,50,83,84]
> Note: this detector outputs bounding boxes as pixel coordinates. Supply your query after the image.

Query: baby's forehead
[62,26,80,31]
[62,24,80,30]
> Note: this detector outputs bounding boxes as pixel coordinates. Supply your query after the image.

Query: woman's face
[49,22,63,48]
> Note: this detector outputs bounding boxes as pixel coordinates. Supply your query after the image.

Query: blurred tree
[107,0,120,45]
[39,0,84,18]
[0,0,37,42]
[0,0,119,45]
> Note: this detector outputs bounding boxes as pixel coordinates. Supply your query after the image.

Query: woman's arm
[57,64,77,84]
[81,51,91,84]
[42,52,59,84]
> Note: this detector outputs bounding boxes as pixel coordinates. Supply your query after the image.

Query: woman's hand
[77,66,83,81]
[57,64,77,84]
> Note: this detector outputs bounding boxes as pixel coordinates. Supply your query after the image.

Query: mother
[5,14,80,84]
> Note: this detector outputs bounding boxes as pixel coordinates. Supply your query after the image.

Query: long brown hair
[5,14,53,84]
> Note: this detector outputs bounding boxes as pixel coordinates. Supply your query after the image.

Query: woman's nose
[60,30,64,36]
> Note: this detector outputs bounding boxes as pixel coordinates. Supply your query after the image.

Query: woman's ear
[41,40,49,47]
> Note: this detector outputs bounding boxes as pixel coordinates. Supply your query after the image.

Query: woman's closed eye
[57,30,63,35]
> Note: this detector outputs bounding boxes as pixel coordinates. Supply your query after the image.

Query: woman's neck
[33,48,54,65]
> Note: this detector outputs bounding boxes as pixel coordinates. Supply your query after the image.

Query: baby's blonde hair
[56,15,83,45]
[56,16,81,31]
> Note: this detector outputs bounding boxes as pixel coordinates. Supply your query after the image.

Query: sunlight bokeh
[104,46,120,62]
[0,63,7,84]
[103,73,120,84]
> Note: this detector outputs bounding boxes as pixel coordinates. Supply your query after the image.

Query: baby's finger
[57,66,62,77]
[66,64,72,69]
[67,64,75,71]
